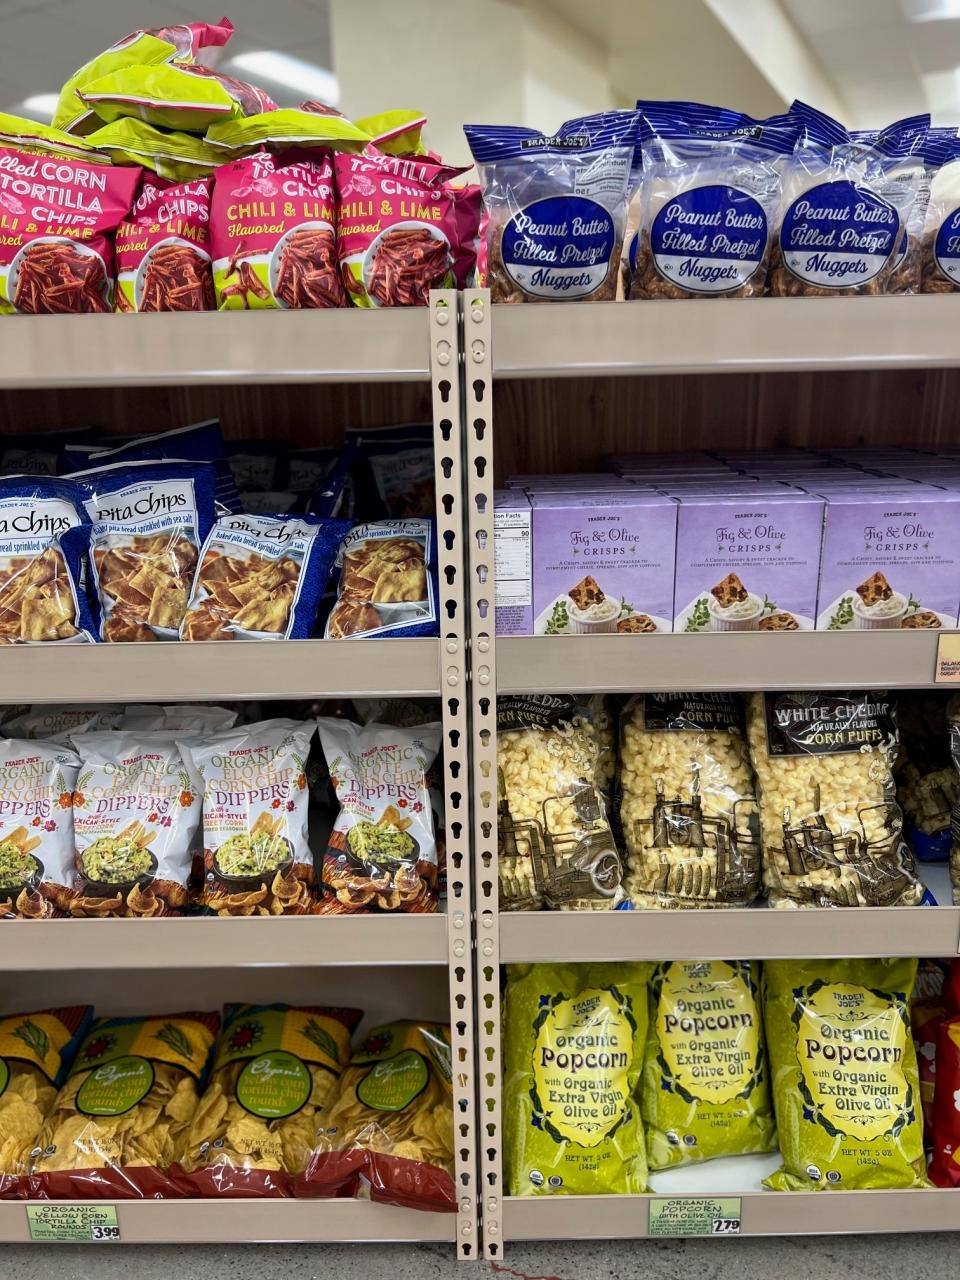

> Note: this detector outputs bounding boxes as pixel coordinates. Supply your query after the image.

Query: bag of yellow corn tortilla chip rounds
[763,958,927,1190]
[28,1010,218,1199]
[174,1003,361,1197]
[0,1005,92,1197]
[299,1020,455,1211]
[642,960,776,1169]
[503,962,651,1196]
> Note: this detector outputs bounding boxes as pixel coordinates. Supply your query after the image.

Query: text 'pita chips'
[0,738,80,918]
[325,518,437,639]
[72,460,216,642]
[181,513,348,641]
[0,477,96,645]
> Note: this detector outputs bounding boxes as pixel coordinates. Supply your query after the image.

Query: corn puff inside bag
[642,960,776,1169]
[0,1005,92,1196]
[763,958,926,1190]
[176,1003,361,1197]
[115,176,214,313]
[30,1011,218,1199]
[503,963,651,1196]
[300,1021,455,1211]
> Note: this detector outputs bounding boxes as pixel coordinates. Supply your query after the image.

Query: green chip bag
[87,119,226,180]
[643,960,776,1169]
[503,962,651,1196]
[763,958,927,1191]
[79,64,277,134]
[205,109,370,154]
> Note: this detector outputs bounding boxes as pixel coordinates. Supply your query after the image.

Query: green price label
[648,1197,742,1238]
[27,1204,120,1243]
[236,1051,311,1119]
[76,1055,154,1116]
[356,1049,428,1112]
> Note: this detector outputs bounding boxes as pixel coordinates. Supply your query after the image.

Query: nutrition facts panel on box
[494,510,532,605]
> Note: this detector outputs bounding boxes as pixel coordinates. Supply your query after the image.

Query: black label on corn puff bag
[497,694,584,733]
[763,692,898,756]
[643,692,745,735]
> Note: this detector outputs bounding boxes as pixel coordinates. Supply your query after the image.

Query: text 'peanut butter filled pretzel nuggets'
[325,519,437,639]
[299,1021,455,1212]
[463,112,638,303]
[180,720,317,916]
[0,1005,93,1197]
[69,731,202,918]
[317,717,441,913]
[28,1011,218,1200]
[115,175,215,313]
[0,738,80,919]
[181,513,348,641]
[176,1003,361,1197]
[73,460,216,642]
[0,477,96,645]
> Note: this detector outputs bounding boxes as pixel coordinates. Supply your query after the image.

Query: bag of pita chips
[325,518,438,639]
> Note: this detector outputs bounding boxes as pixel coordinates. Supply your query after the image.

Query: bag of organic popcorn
[642,960,776,1168]
[746,692,923,907]
[619,694,761,908]
[503,962,651,1196]
[763,958,927,1190]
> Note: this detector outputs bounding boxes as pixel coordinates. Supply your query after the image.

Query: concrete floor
[1,1235,956,1280]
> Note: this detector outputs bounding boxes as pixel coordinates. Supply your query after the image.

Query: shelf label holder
[648,1196,742,1237]
[935,633,960,683]
[26,1204,120,1243]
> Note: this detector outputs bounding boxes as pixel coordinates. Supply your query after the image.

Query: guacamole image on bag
[503,963,651,1196]
[763,958,927,1190]
[643,960,776,1169]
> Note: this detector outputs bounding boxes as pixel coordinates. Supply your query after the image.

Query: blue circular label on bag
[650,185,767,293]
[779,180,898,288]
[501,196,615,299]
[934,207,960,284]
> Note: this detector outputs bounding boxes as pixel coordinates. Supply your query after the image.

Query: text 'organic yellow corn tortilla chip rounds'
[763,958,927,1190]
[30,1011,217,1199]
[178,1003,361,1196]
[0,1006,91,1191]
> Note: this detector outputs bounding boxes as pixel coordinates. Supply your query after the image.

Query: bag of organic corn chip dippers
[642,960,776,1169]
[121,704,238,733]
[180,719,317,916]
[4,705,121,742]
[69,731,202,918]
[175,1003,361,1197]
[503,962,651,1197]
[0,1005,92,1198]
[299,1020,455,1211]
[73,460,216,642]
[763,958,927,1191]
[0,738,80,919]
[28,1010,218,1200]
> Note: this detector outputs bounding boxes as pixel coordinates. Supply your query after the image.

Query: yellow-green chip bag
[0,113,108,162]
[643,960,776,1169]
[503,962,651,1196]
[86,119,225,180]
[205,109,370,154]
[763,958,927,1191]
[78,64,277,134]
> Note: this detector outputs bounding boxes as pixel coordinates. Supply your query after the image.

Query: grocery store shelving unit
[463,288,960,1258]
[0,296,476,1256]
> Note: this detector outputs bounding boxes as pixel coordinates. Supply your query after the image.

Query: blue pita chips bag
[325,518,439,639]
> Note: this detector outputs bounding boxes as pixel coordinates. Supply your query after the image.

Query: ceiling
[0,0,333,116]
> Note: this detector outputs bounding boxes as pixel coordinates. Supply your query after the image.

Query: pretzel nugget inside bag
[30,1011,218,1200]
[74,460,216,642]
[0,1005,92,1196]
[325,519,437,639]
[463,111,638,303]
[0,477,96,645]
[181,513,348,641]
[747,692,923,908]
[182,719,317,916]
[0,738,80,919]
[69,731,201,918]
[301,1020,455,1211]
[763,958,926,1190]
[318,717,440,913]
[619,694,761,908]
[630,101,797,299]
[497,695,623,911]
[503,963,651,1196]
[177,1003,361,1197]
[115,176,214,313]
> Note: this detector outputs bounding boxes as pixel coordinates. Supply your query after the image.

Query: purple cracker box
[494,489,533,636]
[674,490,824,633]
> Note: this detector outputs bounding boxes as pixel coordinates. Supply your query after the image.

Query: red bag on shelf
[928,1013,960,1186]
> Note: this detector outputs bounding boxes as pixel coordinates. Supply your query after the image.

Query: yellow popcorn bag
[29,1011,218,1199]
[763,958,927,1190]
[0,1005,92,1197]
[300,1021,455,1211]
[176,1003,361,1197]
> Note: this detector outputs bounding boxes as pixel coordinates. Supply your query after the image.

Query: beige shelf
[0,637,441,702]
[2,1199,456,1244]
[491,295,960,379]
[495,632,947,694]
[0,309,437,388]
[0,914,449,970]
